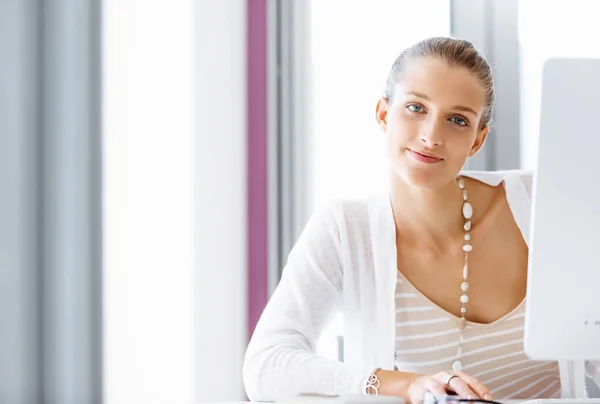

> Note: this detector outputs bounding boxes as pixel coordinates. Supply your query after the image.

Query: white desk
[198,399,600,404]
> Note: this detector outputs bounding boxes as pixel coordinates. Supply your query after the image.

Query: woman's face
[376,57,489,191]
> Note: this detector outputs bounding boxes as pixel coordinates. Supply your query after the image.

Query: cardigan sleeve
[243,203,373,401]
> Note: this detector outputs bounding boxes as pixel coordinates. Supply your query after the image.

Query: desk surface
[196,399,600,404]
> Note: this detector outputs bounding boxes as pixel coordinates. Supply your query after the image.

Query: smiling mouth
[407,148,443,163]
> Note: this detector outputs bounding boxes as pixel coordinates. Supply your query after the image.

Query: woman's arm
[242,202,494,403]
[242,203,373,401]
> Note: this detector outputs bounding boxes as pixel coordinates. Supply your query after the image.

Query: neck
[390,174,466,252]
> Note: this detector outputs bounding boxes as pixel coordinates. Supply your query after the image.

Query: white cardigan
[243,170,583,401]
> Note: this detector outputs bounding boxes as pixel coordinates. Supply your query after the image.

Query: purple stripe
[247,0,268,341]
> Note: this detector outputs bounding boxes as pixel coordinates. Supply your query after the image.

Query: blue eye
[407,104,423,113]
[450,116,467,126]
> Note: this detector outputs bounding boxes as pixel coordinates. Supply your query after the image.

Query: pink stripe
[247,0,268,340]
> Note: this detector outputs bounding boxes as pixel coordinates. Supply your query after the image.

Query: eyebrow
[405,91,479,117]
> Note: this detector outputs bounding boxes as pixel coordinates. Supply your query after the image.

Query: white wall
[103,1,195,403]
[103,1,247,401]
[194,0,248,401]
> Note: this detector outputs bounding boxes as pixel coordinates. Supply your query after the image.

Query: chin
[393,161,458,191]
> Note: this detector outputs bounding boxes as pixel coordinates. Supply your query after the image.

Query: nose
[419,119,443,147]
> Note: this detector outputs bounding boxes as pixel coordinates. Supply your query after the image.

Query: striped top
[395,271,561,400]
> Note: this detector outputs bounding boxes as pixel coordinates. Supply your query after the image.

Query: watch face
[586,360,600,398]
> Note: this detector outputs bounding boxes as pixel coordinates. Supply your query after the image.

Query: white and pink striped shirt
[394,271,561,400]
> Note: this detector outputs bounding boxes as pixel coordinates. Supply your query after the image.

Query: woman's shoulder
[461,168,533,184]
[461,169,534,199]
[311,193,390,233]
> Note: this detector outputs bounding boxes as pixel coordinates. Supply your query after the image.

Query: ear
[375,97,390,133]
[468,125,490,157]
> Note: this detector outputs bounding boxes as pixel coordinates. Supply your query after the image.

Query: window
[519,0,600,169]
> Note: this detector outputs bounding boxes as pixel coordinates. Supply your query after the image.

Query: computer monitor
[525,58,600,361]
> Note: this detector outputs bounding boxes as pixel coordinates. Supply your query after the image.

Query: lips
[407,148,443,164]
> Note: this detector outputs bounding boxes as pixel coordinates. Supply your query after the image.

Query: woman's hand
[377,369,492,404]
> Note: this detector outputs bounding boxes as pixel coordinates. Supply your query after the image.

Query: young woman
[243,37,576,403]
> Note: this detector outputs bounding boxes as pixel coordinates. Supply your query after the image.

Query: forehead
[394,57,486,112]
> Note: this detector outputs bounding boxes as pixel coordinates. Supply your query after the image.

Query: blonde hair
[384,37,495,129]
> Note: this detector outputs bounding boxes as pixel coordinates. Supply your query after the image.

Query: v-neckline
[396,269,526,329]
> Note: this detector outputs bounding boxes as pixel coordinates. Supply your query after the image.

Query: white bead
[457,346,463,356]
[452,360,463,371]
[460,294,469,304]
[461,282,469,292]
[464,221,472,231]
[462,202,473,219]
[463,264,469,279]
[459,333,465,343]
[464,233,471,241]
[461,307,467,314]
[462,244,473,252]
[463,190,468,200]
[458,179,465,189]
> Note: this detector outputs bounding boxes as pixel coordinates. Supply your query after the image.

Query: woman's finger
[435,372,478,399]
[409,385,427,404]
[408,378,444,404]
[455,371,492,400]
[425,378,448,399]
